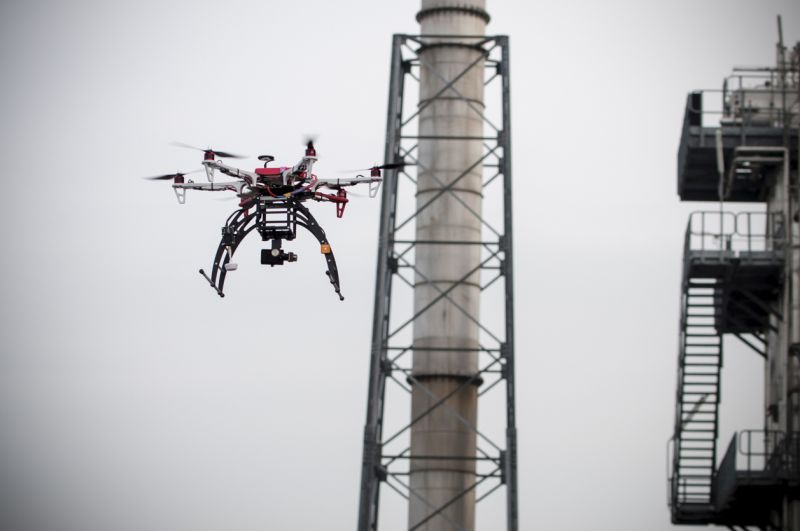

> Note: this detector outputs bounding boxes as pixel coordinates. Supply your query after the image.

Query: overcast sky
[1,1,799,530]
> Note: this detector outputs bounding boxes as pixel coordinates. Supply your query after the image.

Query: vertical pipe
[410,2,489,530]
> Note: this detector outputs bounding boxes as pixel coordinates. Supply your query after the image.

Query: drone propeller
[372,161,407,171]
[303,135,318,157]
[340,161,408,173]
[144,169,202,181]
[170,141,245,159]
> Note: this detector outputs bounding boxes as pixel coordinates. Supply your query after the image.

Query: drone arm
[203,160,258,183]
[314,190,349,218]
[174,181,248,193]
[285,156,316,185]
[314,175,382,189]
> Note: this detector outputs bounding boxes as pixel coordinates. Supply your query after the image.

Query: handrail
[685,67,799,129]
[733,430,800,476]
[685,210,784,255]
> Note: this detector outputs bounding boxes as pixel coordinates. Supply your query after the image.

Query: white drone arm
[202,160,258,184]
[173,181,248,192]
[314,175,383,197]
[285,156,317,185]
[170,180,248,204]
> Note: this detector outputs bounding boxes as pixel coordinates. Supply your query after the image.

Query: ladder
[671,277,722,518]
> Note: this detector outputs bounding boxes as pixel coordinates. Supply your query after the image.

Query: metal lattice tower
[357,33,516,531]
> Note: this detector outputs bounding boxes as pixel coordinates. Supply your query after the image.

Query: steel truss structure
[357,34,517,531]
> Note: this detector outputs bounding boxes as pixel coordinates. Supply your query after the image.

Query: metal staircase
[669,210,784,524]
[671,277,723,522]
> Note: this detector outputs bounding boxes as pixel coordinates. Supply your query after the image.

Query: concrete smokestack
[410,1,489,530]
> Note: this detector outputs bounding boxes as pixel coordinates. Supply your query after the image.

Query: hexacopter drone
[148,141,402,300]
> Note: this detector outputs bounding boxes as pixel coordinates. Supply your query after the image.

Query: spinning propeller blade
[373,161,407,171]
[170,141,245,159]
[339,161,408,173]
[144,169,202,181]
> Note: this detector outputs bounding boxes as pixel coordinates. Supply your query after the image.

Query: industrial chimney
[410,1,489,530]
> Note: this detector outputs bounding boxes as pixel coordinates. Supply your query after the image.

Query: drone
[147,141,403,300]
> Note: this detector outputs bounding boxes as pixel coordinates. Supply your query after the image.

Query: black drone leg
[201,208,258,297]
[199,269,225,297]
[294,202,345,301]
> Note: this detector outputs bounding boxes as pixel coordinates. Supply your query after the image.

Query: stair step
[682,395,718,399]
[683,345,721,349]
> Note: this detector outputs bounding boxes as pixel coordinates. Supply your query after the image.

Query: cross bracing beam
[357,35,516,531]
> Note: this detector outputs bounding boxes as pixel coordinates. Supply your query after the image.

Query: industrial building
[669,22,800,529]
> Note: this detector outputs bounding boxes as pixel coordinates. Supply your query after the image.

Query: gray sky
[1,1,798,530]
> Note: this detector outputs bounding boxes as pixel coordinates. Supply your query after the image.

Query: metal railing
[684,210,785,258]
[714,430,800,510]
[719,430,800,478]
[667,437,713,509]
[684,66,799,130]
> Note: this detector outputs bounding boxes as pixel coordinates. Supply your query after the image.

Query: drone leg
[294,201,345,301]
[199,269,225,297]
[173,186,186,204]
[201,208,258,298]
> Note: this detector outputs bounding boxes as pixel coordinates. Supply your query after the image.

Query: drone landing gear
[201,199,345,300]
[199,268,225,297]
